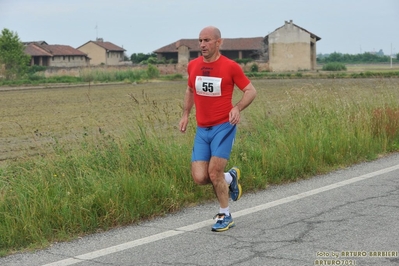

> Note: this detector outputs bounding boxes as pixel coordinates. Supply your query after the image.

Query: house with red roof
[154,20,321,72]
[154,37,266,65]
[77,38,126,66]
[24,42,90,67]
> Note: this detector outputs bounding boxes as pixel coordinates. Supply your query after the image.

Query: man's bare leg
[191,157,228,208]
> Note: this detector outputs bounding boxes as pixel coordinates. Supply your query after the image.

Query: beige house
[154,20,321,72]
[77,39,126,66]
[266,20,321,71]
[24,42,90,67]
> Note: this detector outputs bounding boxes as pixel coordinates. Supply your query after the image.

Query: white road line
[42,164,399,266]
[234,164,399,217]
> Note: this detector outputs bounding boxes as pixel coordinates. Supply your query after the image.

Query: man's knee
[192,173,210,185]
[208,169,225,183]
[191,162,210,185]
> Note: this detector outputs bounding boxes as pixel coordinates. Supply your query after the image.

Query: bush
[322,62,347,71]
[146,64,159,79]
[161,73,183,81]
[28,74,45,82]
[234,58,253,65]
[146,57,158,64]
[26,65,47,75]
[250,63,259,73]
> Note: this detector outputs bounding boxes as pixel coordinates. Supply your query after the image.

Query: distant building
[154,20,321,72]
[23,41,48,46]
[77,39,126,66]
[154,37,265,65]
[266,20,321,71]
[24,42,90,67]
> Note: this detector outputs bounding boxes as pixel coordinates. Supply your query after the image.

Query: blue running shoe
[211,213,235,232]
[228,167,242,201]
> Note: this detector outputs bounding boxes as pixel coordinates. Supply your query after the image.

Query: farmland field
[1,77,398,166]
[1,77,399,254]
[0,81,184,165]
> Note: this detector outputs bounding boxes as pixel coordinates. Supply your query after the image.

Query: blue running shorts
[192,122,237,162]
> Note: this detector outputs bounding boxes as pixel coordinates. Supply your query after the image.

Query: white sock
[224,172,233,185]
[219,207,230,216]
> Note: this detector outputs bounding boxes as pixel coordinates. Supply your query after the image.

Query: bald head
[198,26,222,62]
[200,26,221,39]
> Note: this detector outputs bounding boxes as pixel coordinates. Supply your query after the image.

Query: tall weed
[1,78,399,254]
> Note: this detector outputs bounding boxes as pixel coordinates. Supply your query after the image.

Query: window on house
[63,56,66,60]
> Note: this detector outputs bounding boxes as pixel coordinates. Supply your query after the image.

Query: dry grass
[0,81,184,164]
[345,64,399,72]
[1,78,398,165]
[1,77,399,255]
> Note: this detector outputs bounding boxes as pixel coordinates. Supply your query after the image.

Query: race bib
[195,76,222,97]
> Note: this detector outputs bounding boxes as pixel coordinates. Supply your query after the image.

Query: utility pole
[391,43,393,69]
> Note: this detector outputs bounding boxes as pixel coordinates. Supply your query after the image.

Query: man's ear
[217,38,223,48]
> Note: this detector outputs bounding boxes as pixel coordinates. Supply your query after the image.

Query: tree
[376,49,384,57]
[327,52,343,62]
[0,28,30,80]
[318,51,391,64]
[130,52,157,64]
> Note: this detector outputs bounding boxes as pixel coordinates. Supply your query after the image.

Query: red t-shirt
[187,55,250,127]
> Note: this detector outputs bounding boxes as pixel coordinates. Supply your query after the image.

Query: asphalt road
[1,153,399,266]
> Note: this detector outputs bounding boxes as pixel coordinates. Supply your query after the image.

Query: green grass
[0,66,160,86]
[1,64,398,87]
[1,78,399,255]
[322,62,347,71]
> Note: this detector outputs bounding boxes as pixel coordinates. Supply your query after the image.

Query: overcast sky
[1,0,398,57]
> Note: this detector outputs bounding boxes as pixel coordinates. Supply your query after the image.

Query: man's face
[198,29,220,59]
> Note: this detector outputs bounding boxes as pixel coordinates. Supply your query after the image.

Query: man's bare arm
[179,86,194,132]
[229,83,257,125]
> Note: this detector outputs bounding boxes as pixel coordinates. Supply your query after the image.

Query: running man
[179,26,257,231]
